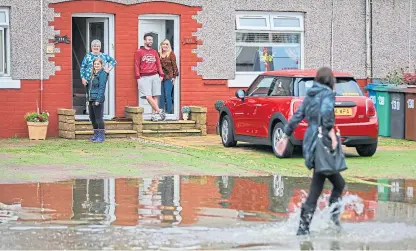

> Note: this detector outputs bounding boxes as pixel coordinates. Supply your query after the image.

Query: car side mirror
[235,89,246,101]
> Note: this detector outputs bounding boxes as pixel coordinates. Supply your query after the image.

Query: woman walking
[277,67,345,235]
[158,39,179,114]
[86,58,108,142]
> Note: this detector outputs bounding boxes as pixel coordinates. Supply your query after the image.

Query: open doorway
[138,15,180,121]
[72,14,115,120]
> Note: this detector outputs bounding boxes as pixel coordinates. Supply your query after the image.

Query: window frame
[236,14,271,30]
[0,7,10,77]
[233,12,305,87]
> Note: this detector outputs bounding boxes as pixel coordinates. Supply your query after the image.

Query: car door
[240,76,276,137]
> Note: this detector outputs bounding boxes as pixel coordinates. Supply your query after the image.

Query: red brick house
[0,0,413,138]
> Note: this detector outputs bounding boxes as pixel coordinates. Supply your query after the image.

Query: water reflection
[0,175,415,226]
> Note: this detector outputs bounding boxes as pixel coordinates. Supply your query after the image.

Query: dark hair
[314,67,335,89]
[144,33,153,40]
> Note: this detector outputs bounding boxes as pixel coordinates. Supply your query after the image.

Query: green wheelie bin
[374,85,394,137]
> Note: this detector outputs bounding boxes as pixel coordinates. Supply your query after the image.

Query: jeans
[159,78,174,113]
[88,101,104,129]
[304,171,345,209]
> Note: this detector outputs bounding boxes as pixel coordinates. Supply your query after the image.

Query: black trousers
[304,171,346,209]
[88,101,104,129]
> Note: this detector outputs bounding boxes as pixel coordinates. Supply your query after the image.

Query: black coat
[284,82,336,169]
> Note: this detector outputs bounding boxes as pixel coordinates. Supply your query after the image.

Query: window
[247,76,293,97]
[235,13,304,74]
[0,8,9,76]
[297,78,364,97]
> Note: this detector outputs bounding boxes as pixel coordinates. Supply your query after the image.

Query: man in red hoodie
[134,33,166,121]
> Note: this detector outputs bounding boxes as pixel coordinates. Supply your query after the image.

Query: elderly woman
[80,39,117,87]
[80,39,117,141]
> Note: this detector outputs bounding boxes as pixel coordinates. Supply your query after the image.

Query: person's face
[93,61,103,71]
[161,42,169,51]
[91,44,101,54]
[144,36,153,47]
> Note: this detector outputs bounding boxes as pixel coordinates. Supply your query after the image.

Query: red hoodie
[134,46,165,79]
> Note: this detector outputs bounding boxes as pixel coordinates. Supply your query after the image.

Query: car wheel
[272,122,294,158]
[355,142,377,157]
[221,115,237,147]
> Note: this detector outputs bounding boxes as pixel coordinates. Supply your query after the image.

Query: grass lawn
[0,136,415,182]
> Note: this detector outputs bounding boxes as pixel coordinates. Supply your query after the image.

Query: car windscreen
[297,78,363,96]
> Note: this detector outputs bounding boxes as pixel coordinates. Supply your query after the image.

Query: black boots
[297,204,315,235]
[329,198,342,228]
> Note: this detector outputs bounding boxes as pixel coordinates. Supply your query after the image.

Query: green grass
[0,137,415,181]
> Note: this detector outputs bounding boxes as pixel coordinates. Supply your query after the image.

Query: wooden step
[142,129,202,137]
[75,130,137,139]
[142,120,196,130]
[75,121,133,131]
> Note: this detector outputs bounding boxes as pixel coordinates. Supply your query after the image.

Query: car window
[268,77,293,96]
[247,76,275,97]
[297,78,363,96]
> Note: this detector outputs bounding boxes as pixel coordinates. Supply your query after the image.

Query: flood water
[1,175,416,250]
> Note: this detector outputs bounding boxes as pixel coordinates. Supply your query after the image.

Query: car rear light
[290,99,303,115]
[366,98,376,118]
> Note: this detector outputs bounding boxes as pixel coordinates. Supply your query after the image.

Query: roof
[261,69,353,78]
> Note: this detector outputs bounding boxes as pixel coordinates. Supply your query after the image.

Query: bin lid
[373,84,398,91]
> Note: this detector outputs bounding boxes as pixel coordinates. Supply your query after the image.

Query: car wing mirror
[235,89,246,101]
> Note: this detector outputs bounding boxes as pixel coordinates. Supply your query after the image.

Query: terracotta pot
[182,113,189,121]
[27,121,49,140]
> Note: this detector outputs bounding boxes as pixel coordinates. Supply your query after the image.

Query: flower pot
[27,121,48,140]
[183,113,189,121]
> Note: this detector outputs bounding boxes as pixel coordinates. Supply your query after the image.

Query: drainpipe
[365,0,373,82]
[409,0,413,70]
[40,0,44,112]
[330,0,335,69]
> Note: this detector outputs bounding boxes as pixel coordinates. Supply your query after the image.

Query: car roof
[261,69,353,78]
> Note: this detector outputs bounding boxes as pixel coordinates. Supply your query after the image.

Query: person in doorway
[158,39,179,114]
[80,39,117,87]
[86,58,108,143]
[134,33,166,121]
[276,67,345,235]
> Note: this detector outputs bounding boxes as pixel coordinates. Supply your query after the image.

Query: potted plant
[24,111,49,140]
[181,106,191,121]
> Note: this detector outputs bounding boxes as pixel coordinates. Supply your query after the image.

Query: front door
[138,16,180,121]
[72,15,115,120]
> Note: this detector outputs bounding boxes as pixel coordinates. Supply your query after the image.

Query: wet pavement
[1,175,416,250]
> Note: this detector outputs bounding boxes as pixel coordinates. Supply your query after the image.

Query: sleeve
[156,52,165,78]
[283,99,307,136]
[80,55,88,80]
[320,91,336,131]
[134,50,141,79]
[171,52,179,78]
[105,54,117,67]
[96,71,108,102]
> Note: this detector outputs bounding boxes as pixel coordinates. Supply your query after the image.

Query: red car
[219,70,378,158]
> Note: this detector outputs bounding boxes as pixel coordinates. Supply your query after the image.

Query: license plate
[335,108,352,116]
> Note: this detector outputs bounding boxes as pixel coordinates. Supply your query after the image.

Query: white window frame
[0,7,19,89]
[230,12,304,88]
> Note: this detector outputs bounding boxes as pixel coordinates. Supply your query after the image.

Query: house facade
[0,0,414,138]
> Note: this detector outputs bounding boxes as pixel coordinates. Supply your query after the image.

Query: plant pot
[182,113,189,121]
[27,121,48,140]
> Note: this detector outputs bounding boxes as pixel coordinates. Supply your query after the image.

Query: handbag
[314,95,348,175]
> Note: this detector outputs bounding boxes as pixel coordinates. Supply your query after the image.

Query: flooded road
[1,175,416,250]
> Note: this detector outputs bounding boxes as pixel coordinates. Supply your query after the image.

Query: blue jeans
[159,78,174,113]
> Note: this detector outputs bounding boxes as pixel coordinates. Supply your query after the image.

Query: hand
[172,78,175,84]
[276,137,289,156]
[82,78,87,86]
[332,137,338,150]
[160,76,163,81]
[104,68,110,73]
[94,101,100,106]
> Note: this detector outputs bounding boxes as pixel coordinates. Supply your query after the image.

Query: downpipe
[365,0,373,82]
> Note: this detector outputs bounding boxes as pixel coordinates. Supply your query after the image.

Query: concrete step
[142,129,202,137]
[75,129,137,139]
[75,121,133,131]
[142,120,196,130]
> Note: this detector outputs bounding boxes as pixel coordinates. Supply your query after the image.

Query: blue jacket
[80,52,117,81]
[284,82,336,169]
[87,70,108,103]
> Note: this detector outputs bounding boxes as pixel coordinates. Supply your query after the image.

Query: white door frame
[138,14,180,121]
[72,13,115,121]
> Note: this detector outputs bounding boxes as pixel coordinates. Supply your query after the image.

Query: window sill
[0,77,21,89]
[228,72,260,88]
